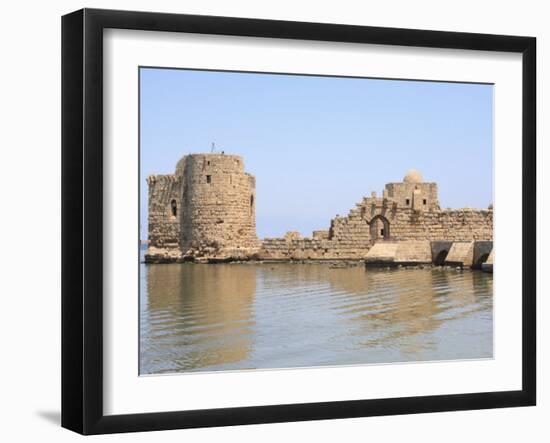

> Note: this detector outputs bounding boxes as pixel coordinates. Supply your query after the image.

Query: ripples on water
[140,261,493,375]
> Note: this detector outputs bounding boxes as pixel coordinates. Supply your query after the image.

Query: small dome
[403,169,423,183]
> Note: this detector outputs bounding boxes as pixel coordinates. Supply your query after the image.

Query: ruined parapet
[312,230,330,240]
[260,238,293,260]
[259,170,492,262]
[284,231,302,242]
[258,235,368,261]
[179,153,260,258]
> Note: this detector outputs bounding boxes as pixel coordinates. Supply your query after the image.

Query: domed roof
[403,169,423,183]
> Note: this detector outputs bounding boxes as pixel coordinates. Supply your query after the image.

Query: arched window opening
[250,194,254,214]
[171,199,177,217]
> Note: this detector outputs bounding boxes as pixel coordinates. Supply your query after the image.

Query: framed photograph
[61,8,536,435]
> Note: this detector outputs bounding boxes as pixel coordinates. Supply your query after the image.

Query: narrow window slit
[170,199,177,217]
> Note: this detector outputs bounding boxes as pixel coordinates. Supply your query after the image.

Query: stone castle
[145,153,493,269]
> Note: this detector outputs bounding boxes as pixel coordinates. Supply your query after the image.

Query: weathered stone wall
[363,208,494,242]
[146,160,492,264]
[146,174,182,250]
[258,195,493,260]
[385,182,439,210]
[312,230,330,240]
[179,154,259,256]
[145,153,259,262]
[365,240,432,265]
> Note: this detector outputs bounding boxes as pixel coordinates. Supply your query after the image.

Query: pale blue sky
[140,68,493,240]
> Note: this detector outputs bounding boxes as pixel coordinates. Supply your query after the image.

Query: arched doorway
[369,215,390,242]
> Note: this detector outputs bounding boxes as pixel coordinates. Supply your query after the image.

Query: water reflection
[141,264,256,374]
[140,263,493,374]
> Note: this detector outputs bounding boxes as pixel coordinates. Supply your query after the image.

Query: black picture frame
[62,8,536,435]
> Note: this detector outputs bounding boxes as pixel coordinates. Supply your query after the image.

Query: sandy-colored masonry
[146,153,259,262]
[145,156,492,263]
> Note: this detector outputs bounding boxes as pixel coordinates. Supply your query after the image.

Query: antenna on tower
[211,142,216,153]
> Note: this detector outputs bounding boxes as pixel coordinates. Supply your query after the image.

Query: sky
[140,68,493,240]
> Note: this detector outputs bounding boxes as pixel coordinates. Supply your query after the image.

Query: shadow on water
[140,263,493,374]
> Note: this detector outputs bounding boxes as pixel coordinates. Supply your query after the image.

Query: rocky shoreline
[142,256,491,273]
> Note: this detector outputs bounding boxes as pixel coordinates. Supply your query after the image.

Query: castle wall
[146,174,183,251]
[146,153,259,262]
[258,202,493,261]
[146,158,492,264]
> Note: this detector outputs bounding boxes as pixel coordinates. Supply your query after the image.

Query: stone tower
[177,153,259,256]
[384,169,440,211]
[145,153,259,262]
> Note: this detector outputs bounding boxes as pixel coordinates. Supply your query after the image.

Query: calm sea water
[139,250,493,375]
